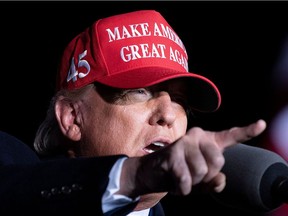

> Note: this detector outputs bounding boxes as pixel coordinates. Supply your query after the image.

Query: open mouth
[143,142,165,153]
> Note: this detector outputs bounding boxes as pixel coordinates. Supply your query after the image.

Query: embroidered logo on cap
[105,22,188,71]
[67,50,90,83]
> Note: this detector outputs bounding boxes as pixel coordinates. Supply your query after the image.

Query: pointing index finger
[215,119,267,150]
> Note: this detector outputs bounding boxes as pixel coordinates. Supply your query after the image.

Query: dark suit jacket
[0,131,165,215]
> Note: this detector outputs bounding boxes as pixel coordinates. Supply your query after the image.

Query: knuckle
[211,155,225,169]
[194,165,208,177]
[188,127,204,135]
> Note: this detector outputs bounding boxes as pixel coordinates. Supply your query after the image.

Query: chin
[134,192,168,211]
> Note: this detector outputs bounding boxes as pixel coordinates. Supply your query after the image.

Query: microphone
[211,143,288,213]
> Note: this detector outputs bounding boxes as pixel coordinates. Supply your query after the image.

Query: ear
[55,97,81,142]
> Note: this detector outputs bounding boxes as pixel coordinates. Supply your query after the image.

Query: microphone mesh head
[212,143,288,213]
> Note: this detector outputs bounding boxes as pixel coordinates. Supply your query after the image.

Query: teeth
[144,149,154,153]
[152,142,165,147]
[144,142,166,154]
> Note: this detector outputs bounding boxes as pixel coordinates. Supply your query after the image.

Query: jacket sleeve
[0,131,126,215]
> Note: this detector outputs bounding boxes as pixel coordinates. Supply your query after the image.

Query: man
[0,10,266,215]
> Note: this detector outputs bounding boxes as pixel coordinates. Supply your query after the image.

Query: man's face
[76,78,189,157]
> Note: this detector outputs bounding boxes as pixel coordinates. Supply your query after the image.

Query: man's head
[35,8,222,161]
[34,9,222,209]
[34,8,222,158]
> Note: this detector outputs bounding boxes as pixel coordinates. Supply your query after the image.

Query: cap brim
[96,67,221,112]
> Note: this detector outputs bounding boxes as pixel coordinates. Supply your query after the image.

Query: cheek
[84,106,146,156]
[174,111,188,136]
[109,107,145,142]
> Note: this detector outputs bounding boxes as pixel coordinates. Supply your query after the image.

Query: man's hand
[121,119,267,198]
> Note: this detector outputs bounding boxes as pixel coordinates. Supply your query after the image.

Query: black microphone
[211,143,288,213]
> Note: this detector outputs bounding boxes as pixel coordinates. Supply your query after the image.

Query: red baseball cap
[57,10,221,112]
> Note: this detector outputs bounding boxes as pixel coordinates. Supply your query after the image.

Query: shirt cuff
[102,157,140,213]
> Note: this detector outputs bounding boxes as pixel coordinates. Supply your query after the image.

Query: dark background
[0,1,288,215]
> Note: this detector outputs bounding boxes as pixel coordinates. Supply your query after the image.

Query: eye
[126,88,150,95]
[121,88,153,102]
[130,89,147,94]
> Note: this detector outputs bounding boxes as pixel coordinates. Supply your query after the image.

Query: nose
[149,91,177,127]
